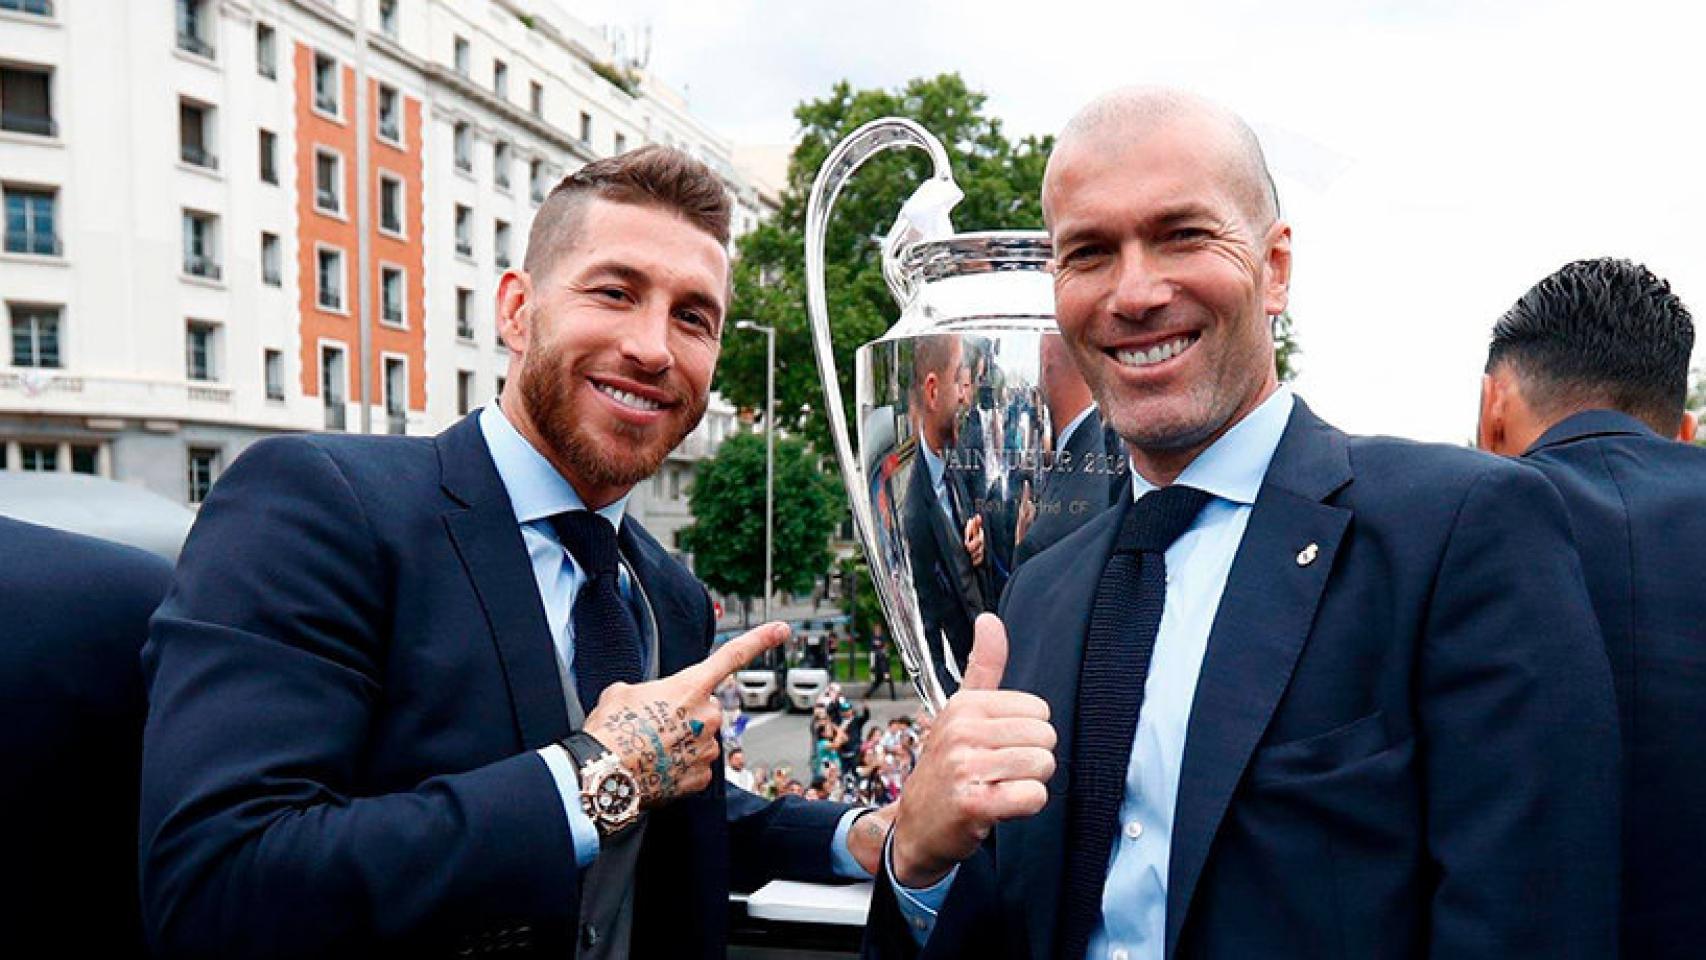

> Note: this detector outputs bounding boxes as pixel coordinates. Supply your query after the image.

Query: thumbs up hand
[889,614,1057,887]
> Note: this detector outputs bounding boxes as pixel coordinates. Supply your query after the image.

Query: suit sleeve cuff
[884,824,956,945]
[538,745,600,869]
[829,807,874,880]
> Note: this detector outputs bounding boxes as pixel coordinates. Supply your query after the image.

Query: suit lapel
[1164,402,1353,957]
[437,414,572,750]
[1001,502,1126,959]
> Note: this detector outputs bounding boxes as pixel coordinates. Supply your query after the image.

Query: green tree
[681,432,843,605]
[717,74,1053,455]
[1274,310,1301,381]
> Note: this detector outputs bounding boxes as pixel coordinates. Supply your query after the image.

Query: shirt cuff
[538,745,601,869]
[829,808,875,880]
[884,824,956,945]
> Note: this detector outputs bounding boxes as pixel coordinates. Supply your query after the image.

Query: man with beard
[866,88,1619,959]
[903,334,993,694]
[140,147,890,959]
[1478,258,1706,959]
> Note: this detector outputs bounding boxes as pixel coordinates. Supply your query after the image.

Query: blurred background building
[0,0,768,552]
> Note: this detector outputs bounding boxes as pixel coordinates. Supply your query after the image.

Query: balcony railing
[455,240,473,257]
[456,322,474,340]
[455,156,472,173]
[258,62,276,80]
[324,402,346,430]
[177,31,215,59]
[379,118,400,141]
[494,253,510,269]
[315,189,340,213]
[495,172,510,189]
[314,92,338,115]
[0,111,56,137]
[0,0,55,16]
[4,231,61,256]
[180,142,218,169]
[387,412,406,435]
[183,254,222,280]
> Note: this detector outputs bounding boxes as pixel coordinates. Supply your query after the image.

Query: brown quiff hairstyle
[522,145,732,279]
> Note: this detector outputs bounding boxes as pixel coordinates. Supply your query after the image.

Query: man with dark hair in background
[1,518,172,957]
[140,146,888,959]
[1479,256,1706,959]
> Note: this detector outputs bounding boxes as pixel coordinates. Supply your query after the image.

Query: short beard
[519,345,708,493]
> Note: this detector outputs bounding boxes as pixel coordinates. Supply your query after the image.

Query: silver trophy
[807,118,1127,712]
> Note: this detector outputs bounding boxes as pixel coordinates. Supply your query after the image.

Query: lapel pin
[1296,542,1319,567]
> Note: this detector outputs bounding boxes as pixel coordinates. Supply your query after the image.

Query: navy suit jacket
[904,446,987,694]
[0,518,172,958]
[1523,409,1706,959]
[868,399,1621,959]
[139,414,846,959]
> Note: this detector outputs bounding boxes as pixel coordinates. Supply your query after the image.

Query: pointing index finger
[684,621,790,694]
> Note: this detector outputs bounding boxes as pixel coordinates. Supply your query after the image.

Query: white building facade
[0,0,765,551]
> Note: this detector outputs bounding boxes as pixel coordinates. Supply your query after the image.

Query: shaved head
[1044,87,1279,232]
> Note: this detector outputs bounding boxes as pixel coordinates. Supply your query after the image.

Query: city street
[733,684,922,784]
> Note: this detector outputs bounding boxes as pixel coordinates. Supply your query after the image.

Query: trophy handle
[806,118,956,712]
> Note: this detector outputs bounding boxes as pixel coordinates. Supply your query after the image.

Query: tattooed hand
[584,621,790,810]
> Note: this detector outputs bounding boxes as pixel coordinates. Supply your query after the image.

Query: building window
[529,158,547,203]
[378,173,403,235]
[176,0,215,59]
[312,52,339,116]
[384,357,407,434]
[4,186,58,256]
[456,369,473,415]
[19,443,56,472]
[377,83,401,143]
[579,111,592,145]
[9,303,60,368]
[454,205,472,257]
[264,348,284,400]
[453,35,469,77]
[260,231,281,286]
[258,128,278,183]
[185,320,218,381]
[316,247,344,311]
[669,465,682,500]
[453,122,472,172]
[178,99,217,169]
[455,287,473,339]
[493,220,511,269]
[314,149,342,214]
[255,22,276,78]
[187,447,219,504]
[529,80,543,118]
[378,0,398,39]
[71,444,98,475]
[492,59,508,100]
[1,64,56,137]
[380,265,405,326]
[182,210,220,280]
[0,0,54,18]
[493,141,510,189]
[321,344,347,430]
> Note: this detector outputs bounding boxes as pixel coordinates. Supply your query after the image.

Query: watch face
[594,770,638,818]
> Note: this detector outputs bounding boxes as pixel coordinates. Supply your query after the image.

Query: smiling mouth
[593,381,666,412]
[1112,334,1199,369]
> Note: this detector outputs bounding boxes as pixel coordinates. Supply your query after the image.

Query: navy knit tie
[549,510,643,712]
[1056,484,1214,960]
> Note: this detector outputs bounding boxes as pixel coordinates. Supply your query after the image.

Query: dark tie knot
[549,510,620,577]
[1117,484,1214,554]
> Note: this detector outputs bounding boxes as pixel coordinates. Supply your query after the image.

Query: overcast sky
[574,0,1706,443]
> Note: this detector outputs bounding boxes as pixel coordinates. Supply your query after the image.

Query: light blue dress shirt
[478,403,871,877]
[892,388,1295,958]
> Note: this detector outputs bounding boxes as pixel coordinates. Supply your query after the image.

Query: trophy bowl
[807,119,1127,712]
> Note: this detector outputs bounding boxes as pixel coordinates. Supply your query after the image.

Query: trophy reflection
[806,118,1127,712]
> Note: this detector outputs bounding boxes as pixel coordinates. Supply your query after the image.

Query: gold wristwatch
[561,732,641,839]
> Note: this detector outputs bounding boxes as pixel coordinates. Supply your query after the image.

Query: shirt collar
[918,435,947,492]
[1055,405,1096,453]
[479,401,629,530]
[1129,385,1295,506]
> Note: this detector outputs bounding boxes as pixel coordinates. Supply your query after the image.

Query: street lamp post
[734,320,775,623]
